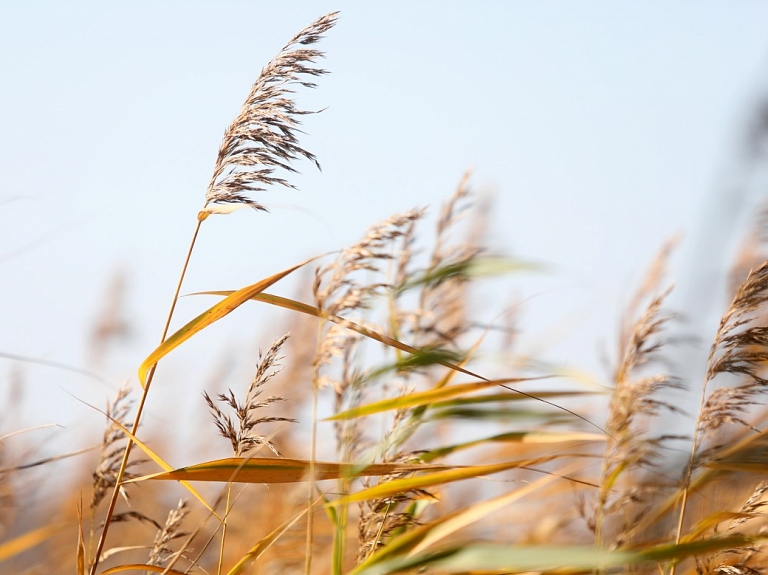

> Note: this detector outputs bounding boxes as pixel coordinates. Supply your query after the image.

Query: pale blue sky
[2,2,768,441]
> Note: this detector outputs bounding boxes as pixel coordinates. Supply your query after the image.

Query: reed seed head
[204,333,296,456]
[700,260,768,438]
[147,499,189,568]
[91,384,141,510]
[204,12,338,210]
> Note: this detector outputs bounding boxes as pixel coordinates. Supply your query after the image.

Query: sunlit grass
[4,11,768,575]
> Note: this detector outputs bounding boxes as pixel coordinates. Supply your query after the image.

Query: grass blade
[106,415,219,519]
[332,455,586,506]
[0,523,59,563]
[128,457,450,484]
[394,255,540,295]
[100,565,186,574]
[138,258,318,387]
[326,378,546,421]
[430,389,603,408]
[192,291,488,381]
[226,500,316,575]
[420,430,605,462]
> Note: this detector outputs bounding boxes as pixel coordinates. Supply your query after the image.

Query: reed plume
[204,12,338,210]
[355,183,503,562]
[676,260,768,552]
[312,207,427,392]
[91,384,140,511]
[204,333,296,457]
[595,242,684,549]
[146,499,189,569]
[412,172,480,349]
[696,481,768,575]
[698,261,768,441]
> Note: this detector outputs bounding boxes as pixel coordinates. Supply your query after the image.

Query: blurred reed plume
[409,172,480,349]
[594,242,684,549]
[146,499,189,569]
[90,384,140,511]
[312,207,427,394]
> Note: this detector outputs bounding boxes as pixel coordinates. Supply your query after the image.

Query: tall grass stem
[89,216,205,575]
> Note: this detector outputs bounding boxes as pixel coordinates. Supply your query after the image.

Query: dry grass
[6,10,768,575]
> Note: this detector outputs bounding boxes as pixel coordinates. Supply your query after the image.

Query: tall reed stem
[670,392,706,575]
[305,382,319,575]
[89,215,205,575]
[218,485,233,575]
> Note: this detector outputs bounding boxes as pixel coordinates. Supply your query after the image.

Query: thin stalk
[670,373,710,575]
[305,381,319,575]
[675,430,701,543]
[669,422,703,575]
[218,484,233,575]
[89,215,205,575]
[331,477,350,575]
[305,311,331,575]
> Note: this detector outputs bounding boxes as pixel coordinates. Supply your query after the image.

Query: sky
[2,2,768,450]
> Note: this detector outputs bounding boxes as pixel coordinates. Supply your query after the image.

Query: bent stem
[89,214,206,575]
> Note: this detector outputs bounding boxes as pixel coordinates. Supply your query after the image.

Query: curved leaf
[100,565,186,575]
[431,389,603,408]
[138,258,318,387]
[128,457,450,484]
[349,472,563,574]
[428,407,573,423]
[333,454,587,506]
[395,256,541,295]
[192,291,488,381]
[326,378,546,421]
[420,430,605,462]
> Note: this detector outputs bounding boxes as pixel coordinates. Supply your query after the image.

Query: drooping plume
[204,12,338,210]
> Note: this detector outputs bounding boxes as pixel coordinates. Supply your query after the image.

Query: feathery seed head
[91,384,141,510]
[204,333,296,456]
[697,260,768,438]
[204,12,338,210]
[147,499,189,568]
[311,208,426,389]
